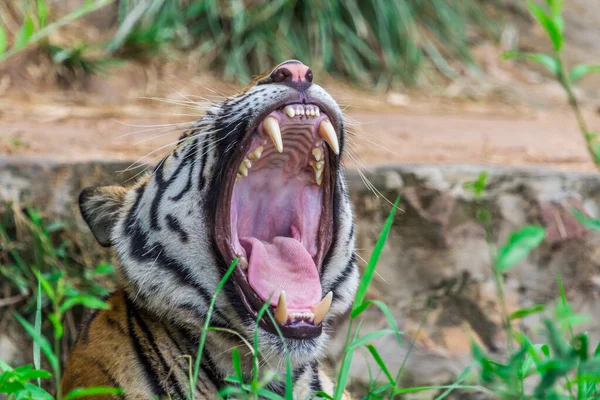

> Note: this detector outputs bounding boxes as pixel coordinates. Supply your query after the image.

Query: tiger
[62,60,358,399]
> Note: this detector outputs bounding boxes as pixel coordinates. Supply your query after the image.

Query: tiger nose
[271,60,313,92]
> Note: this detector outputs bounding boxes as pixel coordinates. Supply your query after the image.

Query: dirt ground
[1,53,600,172]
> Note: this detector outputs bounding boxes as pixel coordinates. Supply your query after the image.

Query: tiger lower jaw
[216,101,340,340]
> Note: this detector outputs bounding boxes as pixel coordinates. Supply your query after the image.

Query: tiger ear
[79,185,128,247]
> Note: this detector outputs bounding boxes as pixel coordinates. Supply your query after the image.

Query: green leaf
[351,196,400,317]
[495,225,546,272]
[349,329,395,350]
[350,300,402,345]
[502,51,560,75]
[0,25,7,55]
[59,295,110,313]
[231,348,243,381]
[509,304,546,320]
[546,0,563,17]
[527,1,563,51]
[93,263,115,276]
[365,344,395,386]
[34,277,42,386]
[569,64,600,83]
[64,387,124,400]
[15,17,35,50]
[463,172,488,198]
[18,383,54,400]
[37,0,48,28]
[572,209,600,231]
[13,313,58,374]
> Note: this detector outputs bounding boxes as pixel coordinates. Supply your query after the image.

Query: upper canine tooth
[274,291,288,325]
[312,148,322,161]
[311,291,333,325]
[263,116,283,153]
[318,120,339,155]
[284,106,296,118]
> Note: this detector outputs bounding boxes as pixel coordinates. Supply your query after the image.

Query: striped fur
[63,63,358,399]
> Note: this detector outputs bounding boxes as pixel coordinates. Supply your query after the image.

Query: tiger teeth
[238,160,249,177]
[237,255,248,270]
[248,145,263,160]
[263,116,283,153]
[312,148,322,161]
[284,104,320,119]
[311,292,333,325]
[318,119,339,155]
[310,160,324,186]
[284,106,296,118]
[289,312,315,320]
[274,291,288,325]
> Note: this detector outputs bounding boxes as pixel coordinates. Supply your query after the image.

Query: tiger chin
[62,61,358,399]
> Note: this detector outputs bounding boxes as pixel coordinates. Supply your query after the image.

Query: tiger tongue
[241,236,322,310]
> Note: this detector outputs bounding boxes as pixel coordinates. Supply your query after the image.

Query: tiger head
[80,60,358,367]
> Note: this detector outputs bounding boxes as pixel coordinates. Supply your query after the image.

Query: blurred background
[3,0,600,398]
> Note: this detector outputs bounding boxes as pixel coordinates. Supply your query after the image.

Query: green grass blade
[15,17,35,49]
[34,277,42,387]
[365,344,395,386]
[349,329,395,351]
[13,312,58,374]
[63,387,124,400]
[191,259,238,395]
[0,25,7,55]
[495,225,546,272]
[351,197,400,317]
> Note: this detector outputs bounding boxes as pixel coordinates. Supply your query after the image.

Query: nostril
[305,69,313,82]
[273,67,292,83]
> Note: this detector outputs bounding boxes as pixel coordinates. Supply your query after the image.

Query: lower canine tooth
[239,256,248,270]
[311,292,333,325]
[274,291,288,325]
[284,106,296,118]
[318,120,340,155]
[263,116,283,153]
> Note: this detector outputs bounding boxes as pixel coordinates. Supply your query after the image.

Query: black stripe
[197,138,209,191]
[165,214,189,243]
[106,316,127,337]
[131,308,187,400]
[310,362,322,393]
[90,359,124,398]
[150,139,198,231]
[125,296,165,397]
[78,308,100,344]
[169,161,194,202]
[200,349,224,391]
[326,254,356,302]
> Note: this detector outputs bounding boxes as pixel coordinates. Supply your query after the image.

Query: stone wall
[2,159,600,389]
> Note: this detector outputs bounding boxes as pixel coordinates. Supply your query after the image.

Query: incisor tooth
[263,116,283,153]
[318,120,339,155]
[311,292,333,325]
[243,159,252,168]
[312,148,322,161]
[274,291,288,325]
[284,106,296,118]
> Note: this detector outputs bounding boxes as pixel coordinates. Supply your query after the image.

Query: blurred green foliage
[112,0,491,86]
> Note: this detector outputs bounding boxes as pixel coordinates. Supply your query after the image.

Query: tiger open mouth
[216,101,339,339]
